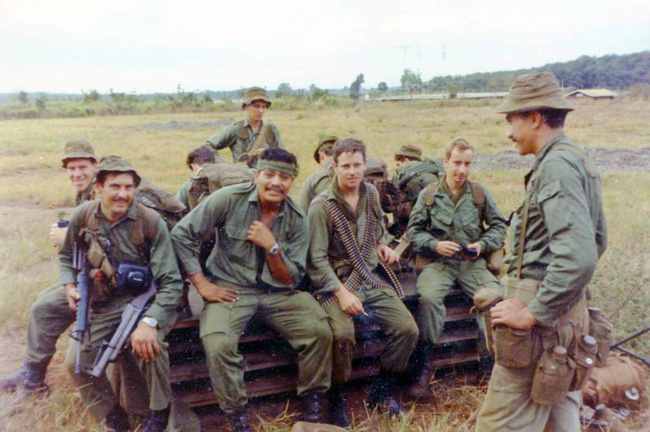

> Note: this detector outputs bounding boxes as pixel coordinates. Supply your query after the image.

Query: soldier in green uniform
[405,138,507,397]
[0,140,97,397]
[308,138,419,427]
[60,158,184,432]
[297,136,338,212]
[476,72,607,431]
[203,87,283,165]
[176,147,216,210]
[171,148,332,432]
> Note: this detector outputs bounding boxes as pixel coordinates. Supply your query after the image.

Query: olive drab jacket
[506,133,607,326]
[203,119,283,164]
[297,166,332,212]
[407,175,507,261]
[171,182,308,290]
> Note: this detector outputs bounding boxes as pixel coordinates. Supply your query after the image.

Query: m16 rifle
[69,241,91,375]
[89,265,158,378]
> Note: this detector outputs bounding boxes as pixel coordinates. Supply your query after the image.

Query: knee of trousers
[310,320,334,347]
[331,324,355,348]
[393,318,419,346]
[417,289,447,313]
[202,333,239,362]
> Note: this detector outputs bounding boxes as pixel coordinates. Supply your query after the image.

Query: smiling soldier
[203,86,283,166]
[171,148,332,432]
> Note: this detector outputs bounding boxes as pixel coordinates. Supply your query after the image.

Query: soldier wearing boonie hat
[297,136,339,212]
[203,86,283,166]
[476,72,607,431]
[394,144,422,164]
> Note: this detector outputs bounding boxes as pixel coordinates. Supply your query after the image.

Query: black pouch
[494,325,536,368]
[588,307,613,368]
[570,334,598,391]
[531,345,573,405]
[116,263,151,295]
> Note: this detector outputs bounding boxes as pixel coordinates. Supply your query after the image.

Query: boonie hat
[61,140,97,167]
[395,144,423,161]
[96,155,141,186]
[243,87,271,107]
[314,136,339,163]
[496,72,574,114]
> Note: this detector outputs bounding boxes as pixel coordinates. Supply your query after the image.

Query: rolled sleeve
[527,160,598,326]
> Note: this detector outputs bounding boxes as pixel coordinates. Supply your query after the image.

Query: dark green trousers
[322,287,419,384]
[200,286,333,413]
[416,258,500,349]
[26,283,75,368]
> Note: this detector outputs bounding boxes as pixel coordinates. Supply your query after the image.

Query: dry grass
[0,98,649,430]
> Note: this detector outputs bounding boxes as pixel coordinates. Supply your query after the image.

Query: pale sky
[1,0,648,94]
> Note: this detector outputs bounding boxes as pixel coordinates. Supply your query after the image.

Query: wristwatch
[141,316,158,328]
[268,243,280,255]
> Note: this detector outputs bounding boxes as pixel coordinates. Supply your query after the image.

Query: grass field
[0,98,649,430]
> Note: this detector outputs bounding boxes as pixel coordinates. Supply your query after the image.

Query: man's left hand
[490,298,537,329]
[131,321,160,362]
[378,244,399,265]
[466,242,481,257]
[247,221,276,251]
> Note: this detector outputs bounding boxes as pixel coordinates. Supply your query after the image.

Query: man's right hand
[436,241,461,257]
[65,283,81,311]
[334,286,364,316]
[190,272,239,303]
[50,227,67,248]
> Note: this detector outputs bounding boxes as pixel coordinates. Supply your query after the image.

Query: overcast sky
[1,0,648,94]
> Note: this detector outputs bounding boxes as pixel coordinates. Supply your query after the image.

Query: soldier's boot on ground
[0,363,47,395]
[104,405,130,432]
[302,392,326,423]
[227,406,252,432]
[367,372,405,417]
[140,405,170,432]
[327,386,350,428]
[405,349,436,398]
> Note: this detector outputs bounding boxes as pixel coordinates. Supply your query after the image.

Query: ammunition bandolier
[318,188,403,307]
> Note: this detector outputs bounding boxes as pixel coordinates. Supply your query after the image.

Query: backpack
[397,158,444,203]
[364,157,401,214]
[136,178,186,229]
[187,163,255,210]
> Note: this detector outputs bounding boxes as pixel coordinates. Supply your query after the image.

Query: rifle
[88,279,158,378]
[68,242,91,375]
[610,326,650,369]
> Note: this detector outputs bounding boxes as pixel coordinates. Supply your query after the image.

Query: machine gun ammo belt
[319,186,404,307]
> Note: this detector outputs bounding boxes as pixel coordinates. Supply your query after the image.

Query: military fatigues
[59,200,183,421]
[308,181,419,383]
[176,178,191,210]
[203,119,283,164]
[476,134,607,431]
[297,167,332,212]
[171,182,332,413]
[24,184,95,370]
[407,177,506,349]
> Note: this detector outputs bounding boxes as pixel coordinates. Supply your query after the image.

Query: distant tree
[311,86,329,100]
[276,83,293,98]
[202,93,214,105]
[377,82,388,92]
[109,89,126,103]
[17,91,28,104]
[350,74,365,101]
[401,69,423,98]
[35,93,48,110]
[83,89,100,103]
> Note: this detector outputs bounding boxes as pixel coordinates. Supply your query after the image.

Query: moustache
[265,186,285,194]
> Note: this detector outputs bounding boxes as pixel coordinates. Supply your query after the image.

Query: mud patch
[472,147,650,172]
[137,118,236,131]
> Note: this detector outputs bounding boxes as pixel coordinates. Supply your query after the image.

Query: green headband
[257,159,299,178]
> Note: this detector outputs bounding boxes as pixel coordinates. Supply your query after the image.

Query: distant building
[375,92,507,102]
[565,89,618,99]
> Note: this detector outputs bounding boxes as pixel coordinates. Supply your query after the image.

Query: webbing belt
[320,186,404,306]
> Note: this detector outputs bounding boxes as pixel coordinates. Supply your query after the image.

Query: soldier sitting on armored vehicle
[297,135,338,212]
[176,147,216,211]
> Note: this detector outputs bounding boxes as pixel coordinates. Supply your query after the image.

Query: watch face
[143,317,157,327]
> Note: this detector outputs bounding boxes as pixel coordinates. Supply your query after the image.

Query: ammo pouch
[87,239,117,302]
[493,276,541,368]
[472,287,502,355]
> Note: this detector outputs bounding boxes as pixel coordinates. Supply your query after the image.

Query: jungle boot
[140,405,170,432]
[104,405,130,432]
[227,406,252,432]
[0,362,47,395]
[406,348,436,398]
[367,371,405,417]
[302,392,326,423]
[327,386,350,428]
